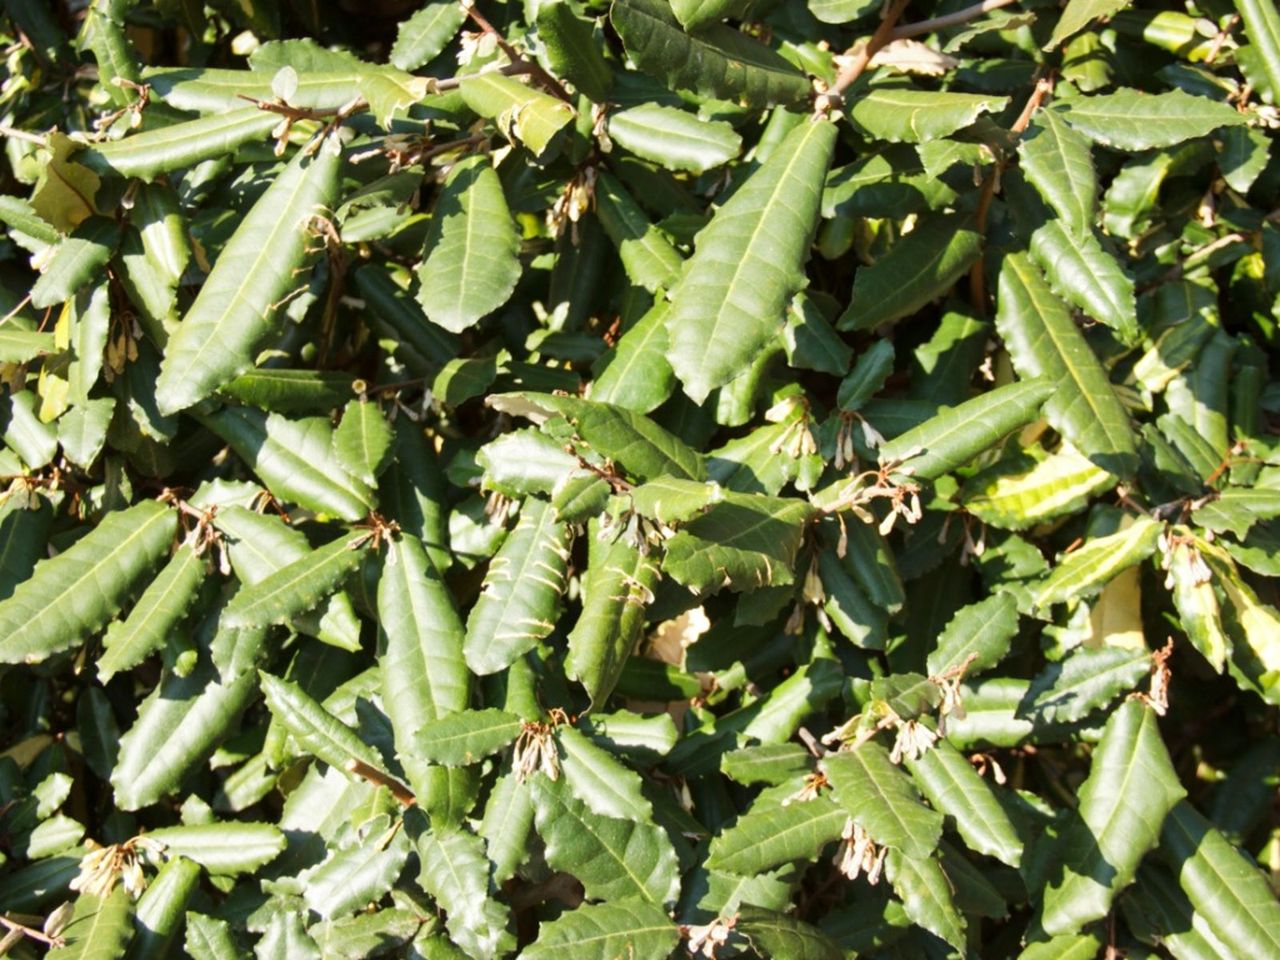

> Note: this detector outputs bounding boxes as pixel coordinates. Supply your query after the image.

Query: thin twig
[891,0,1021,40]
[815,0,912,114]
[432,61,534,93]
[0,915,64,949]
[0,124,47,145]
[343,758,417,808]
[461,0,572,103]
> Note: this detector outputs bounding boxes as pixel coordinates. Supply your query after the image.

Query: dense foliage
[0,0,1279,956]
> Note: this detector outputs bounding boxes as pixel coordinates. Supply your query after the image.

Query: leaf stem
[0,915,65,948]
[343,758,417,807]
[814,0,912,113]
[461,0,573,103]
[891,0,1022,40]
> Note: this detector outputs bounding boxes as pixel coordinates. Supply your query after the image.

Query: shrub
[0,0,1278,956]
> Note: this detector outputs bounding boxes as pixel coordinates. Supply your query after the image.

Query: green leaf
[199,406,374,521]
[223,533,366,629]
[30,218,118,309]
[607,105,742,174]
[415,154,521,334]
[301,819,411,919]
[333,399,394,486]
[112,663,258,810]
[0,326,56,363]
[411,708,524,766]
[1159,800,1280,957]
[1039,700,1185,935]
[83,109,281,182]
[531,774,681,905]
[58,397,116,469]
[489,392,705,481]
[129,855,202,960]
[566,537,660,707]
[823,741,944,859]
[98,543,205,682]
[706,797,847,875]
[184,912,245,960]
[664,119,835,402]
[1018,109,1098,239]
[611,0,812,108]
[479,771,536,884]
[459,73,575,160]
[557,725,653,822]
[259,671,387,774]
[1056,89,1246,150]
[155,142,341,414]
[876,378,1054,481]
[838,214,982,331]
[536,1,613,103]
[590,299,676,412]
[927,591,1019,678]
[389,2,467,70]
[1024,646,1152,723]
[1047,0,1129,49]
[519,899,678,960]
[463,498,571,675]
[416,825,515,960]
[662,492,815,595]
[594,174,684,294]
[1235,0,1280,105]
[736,905,843,960]
[884,850,966,950]
[1016,934,1104,960]
[1165,532,1230,673]
[47,888,134,960]
[0,500,176,665]
[962,443,1117,531]
[218,368,358,414]
[146,822,285,875]
[1194,487,1280,539]
[906,739,1023,867]
[1028,222,1138,345]
[1032,516,1161,611]
[995,252,1138,477]
[848,87,1009,143]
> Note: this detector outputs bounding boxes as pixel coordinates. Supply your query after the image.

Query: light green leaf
[823,741,944,859]
[98,544,205,682]
[906,739,1023,867]
[662,492,815,595]
[848,87,1009,143]
[184,912,244,960]
[995,252,1138,477]
[463,498,571,675]
[1029,222,1137,345]
[259,671,387,774]
[1047,0,1130,49]
[1040,700,1185,935]
[129,855,202,960]
[416,154,521,334]
[155,142,341,414]
[838,214,982,331]
[223,533,366,629]
[1016,934,1104,960]
[962,443,1117,531]
[566,537,660,708]
[876,378,1054,481]
[1018,107,1098,237]
[531,774,681,905]
[594,173,683,294]
[459,73,575,160]
[927,591,1020,678]
[1032,516,1161,611]
[519,899,678,960]
[416,825,515,960]
[47,888,134,960]
[30,218,118,309]
[1235,0,1280,105]
[112,663,257,810]
[1056,89,1246,151]
[1159,800,1280,957]
[607,105,742,174]
[147,822,285,876]
[557,725,653,822]
[536,1,613,103]
[590,299,675,412]
[58,396,116,469]
[333,399,394,486]
[84,109,281,182]
[389,2,467,70]
[1194,487,1280,539]
[0,500,176,665]
[199,406,374,521]
[411,709,524,766]
[301,820,411,919]
[664,119,835,402]
[611,0,812,108]
[1024,646,1152,724]
[0,326,56,363]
